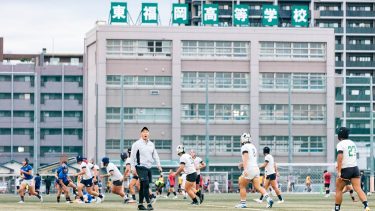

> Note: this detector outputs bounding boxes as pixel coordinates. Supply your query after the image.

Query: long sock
[263,194,271,202]
[196,190,201,197]
[335,204,341,211]
[259,195,264,200]
[57,196,61,203]
[167,192,170,197]
[98,194,103,199]
[173,192,176,196]
[66,196,71,201]
[21,195,24,202]
[363,201,368,208]
[351,196,355,201]
[132,194,136,200]
[192,197,198,203]
[36,194,41,199]
[277,195,283,201]
[73,188,77,195]
[80,196,84,202]
[326,190,329,194]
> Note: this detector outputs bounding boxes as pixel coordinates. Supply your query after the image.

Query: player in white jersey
[190,150,205,203]
[256,147,284,204]
[89,159,100,194]
[333,127,370,211]
[235,133,273,209]
[173,145,200,205]
[123,149,141,203]
[74,156,104,203]
[101,157,128,203]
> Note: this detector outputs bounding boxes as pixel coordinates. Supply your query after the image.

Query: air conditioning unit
[150,90,160,95]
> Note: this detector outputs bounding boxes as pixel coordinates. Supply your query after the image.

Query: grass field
[0,193,373,211]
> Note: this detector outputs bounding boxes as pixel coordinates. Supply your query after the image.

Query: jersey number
[348,146,356,157]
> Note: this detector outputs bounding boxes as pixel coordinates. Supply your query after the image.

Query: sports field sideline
[0,193,373,211]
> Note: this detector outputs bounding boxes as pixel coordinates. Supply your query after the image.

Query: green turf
[0,193,373,211]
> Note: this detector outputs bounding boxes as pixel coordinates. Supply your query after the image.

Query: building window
[106,75,172,87]
[154,140,172,150]
[259,136,289,154]
[181,135,240,154]
[182,41,249,58]
[106,107,171,123]
[260,42,326,60]
[260,104,289,121]
[181,104,249,121]
[294,136,325,153]
[181,72,249,89]
[106,40,172,57]
[260,73,326,91]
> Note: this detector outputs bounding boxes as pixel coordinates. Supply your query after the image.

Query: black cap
[102,157,110,164]
[76,155,83,162]
[337,127,349,140]
[24,158,29,164]
[141,127,149,132]
[120,152,128,161]
[263,147,270,154]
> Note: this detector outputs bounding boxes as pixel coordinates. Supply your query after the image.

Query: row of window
[106,139,171,150]
[107,40,172,57]
[260,136,325,153]
[106,108,171,122]
[260,73,326,90]
[181,104,249,121]
[182,41,248,58]
[182,72,249,89]
[260,104,326,121]
[107,75,171,86]
[260,42,326,59]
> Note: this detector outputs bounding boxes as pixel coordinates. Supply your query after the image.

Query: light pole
[370,76,374,192]
[120,76,125,172]
[205,74,209,172]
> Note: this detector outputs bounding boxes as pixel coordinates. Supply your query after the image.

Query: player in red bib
[323,170,331,197]
[167,170,177,199]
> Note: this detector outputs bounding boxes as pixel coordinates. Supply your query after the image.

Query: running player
[124,148,140,203]
[74,155,104,203]
[57,163,75,203]
[190,150,205,203]
[101,157,128,203]
[235,133,273,209]
[256,147,284,204]
[324,170,332,197]
[173,145,200,205]
[342,183,358,202]
[18,158,43,203]
[166,170,177,199]
[55,159,67,203]
[89,159,100,194]
[333,127,370,211]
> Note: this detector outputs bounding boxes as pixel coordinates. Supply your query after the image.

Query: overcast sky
[0,0,176,54]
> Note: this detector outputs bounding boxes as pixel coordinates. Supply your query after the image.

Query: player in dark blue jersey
[18,158,43,203]
[55,161,67,203]
[57,163,78,203]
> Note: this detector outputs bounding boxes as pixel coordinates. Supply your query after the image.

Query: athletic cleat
[18,201,24,204]
[277,200,284,204]
[96,197,102,204]
[325,194,330,198]
[254,199,263,203]
[235,203,247,208]
[40,195,43,203]
[173,196,178,199]
[199,193,204,204]
[190,201,199,206]
[364,207,371,211]
[147,204,154,210]
[138,205,148,210]
[124,198,129,204]
[266,200,274,208]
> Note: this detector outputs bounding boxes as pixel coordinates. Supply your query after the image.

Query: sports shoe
[18,201,24,204]
[101,195,105,202]
[277,200,284,204]
[254,199,263,204]
[266,199,274,208]
[96,197,102,204]
[173,196,178,199]
[124,198,129,204]
[190,201,199,206]
[199,193,204,204]
[325,194,330,198]
[66,200,73,204]
[235,203,247,208]
[40,195,43,203]
[147,204,154,210]
[364,207,371,211]
[138,205,148,210]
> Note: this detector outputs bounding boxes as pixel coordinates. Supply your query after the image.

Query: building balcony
[40,116,62,128]
[346,44,375,51]
[63,135,83,146]
[40,99,62,110]
[0,135,11,145]
[346,95,371,101]
[334,27,343,33]
[64,99,83,110]
[279,10,291,18]
[13,99,34,110]
[0,99,11,110]
[346,77,371,84]
[13,82,34,92]
[0,117,11,127]
[335,44,343,50]
[335,61,343,67]
[13,117,34,128]
[13,134,34,145]
[346,61,375,68]
[320,10,343,17]
[346,27,375,34]
[40,81,62,92]
[347,11,375,17]
[64,117,83,128]
[346,112,371,118]
[0,82,11,92]
[63,81,83,93]
[63,65,83,75]
[40,134,62,146]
